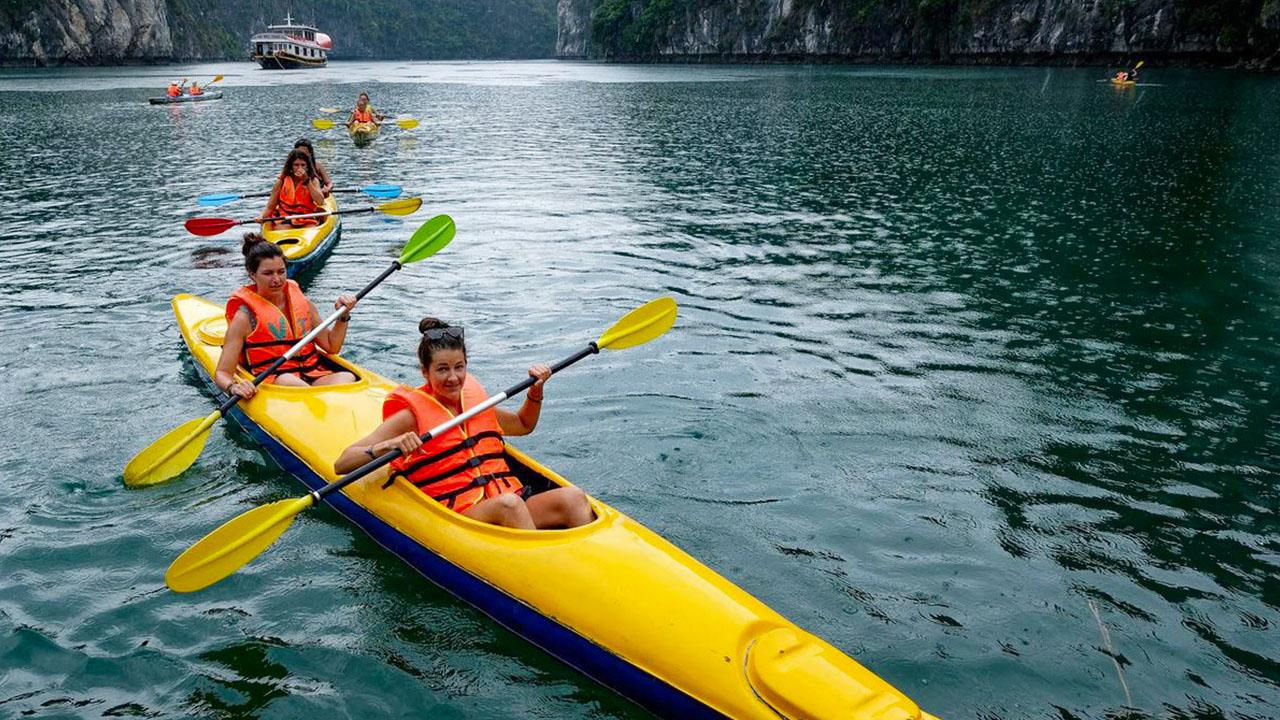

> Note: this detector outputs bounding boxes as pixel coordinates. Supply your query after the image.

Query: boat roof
[264,12,318,31]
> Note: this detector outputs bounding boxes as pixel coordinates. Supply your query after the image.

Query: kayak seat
[503,451,562,498]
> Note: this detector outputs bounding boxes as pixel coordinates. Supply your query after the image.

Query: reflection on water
[0,61,1276,719]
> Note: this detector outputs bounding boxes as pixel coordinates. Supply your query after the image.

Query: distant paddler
[166,80,183,98]
[333,318,594,530]
[259,148,325,229]
[214,234,358,397]
[346,91,385,128]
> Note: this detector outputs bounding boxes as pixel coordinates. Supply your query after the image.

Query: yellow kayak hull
[349,121,380,146]
[172,293,940,720]
[261,195,341,277]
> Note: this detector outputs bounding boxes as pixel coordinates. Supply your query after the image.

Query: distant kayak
[149,91,224,105]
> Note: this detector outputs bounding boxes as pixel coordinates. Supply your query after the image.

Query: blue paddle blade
[362,184,402,198]
[198,193,241,207]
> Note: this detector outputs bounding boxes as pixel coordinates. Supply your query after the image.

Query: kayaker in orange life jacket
[214,234,357,398]
[293,138,333,196]
[166,81,182,97]
[346,92,384,127]
[189,82,203,96]
[260,149,325,229]
[333,319,595,530]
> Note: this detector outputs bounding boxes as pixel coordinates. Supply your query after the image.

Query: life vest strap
[408,451,508,490]
[431,472,523,508]
[395,430,504,478]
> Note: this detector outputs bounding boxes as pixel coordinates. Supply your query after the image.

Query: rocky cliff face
[558,0,1280,68]
[1,0,173,65]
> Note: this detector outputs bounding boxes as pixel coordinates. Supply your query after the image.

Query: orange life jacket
[167,84,180,97]
[225,280,331,381]
[384,376,523,513]
[277,175,319,226]
[353,106,373,123]
[190,84,202,95]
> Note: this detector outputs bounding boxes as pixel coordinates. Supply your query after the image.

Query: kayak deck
[349,121,380,147]
[261,195,341,277]
[172,293,939,720]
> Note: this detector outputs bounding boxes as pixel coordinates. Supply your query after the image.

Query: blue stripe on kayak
[191,361,727,720]
[286,220,341,279]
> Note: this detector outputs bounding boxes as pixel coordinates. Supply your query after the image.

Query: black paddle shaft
[214,260,403,415]
[314,342,601,502]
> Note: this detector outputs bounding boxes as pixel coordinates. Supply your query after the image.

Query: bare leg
[526,487,594,529]
[463,493,536,529]
[313,371,357,386]
[272,372,308,386]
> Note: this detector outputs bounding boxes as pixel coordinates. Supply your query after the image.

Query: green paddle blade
[395,118,420,130]
[378,197,422,216]
[597,297,678,350]
[399,215,455,265]
[166,495,315,592]
[311,118,335,130]
[123,411,219,487]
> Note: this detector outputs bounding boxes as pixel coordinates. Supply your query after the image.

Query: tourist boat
[250,14,331,69]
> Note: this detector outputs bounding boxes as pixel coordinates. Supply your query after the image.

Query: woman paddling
[334,318,594,530]
[214,234,357,398]
[345,92,384,128]
[260,149,324,229]
[293,138,333,197]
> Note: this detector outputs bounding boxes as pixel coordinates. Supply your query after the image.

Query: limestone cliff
[558,0,1280,68]
[1,0,173,65]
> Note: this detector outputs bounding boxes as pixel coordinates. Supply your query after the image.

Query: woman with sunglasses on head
[334,318,594,530]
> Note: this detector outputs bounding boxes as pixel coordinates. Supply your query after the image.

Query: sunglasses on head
[422,326,464,341]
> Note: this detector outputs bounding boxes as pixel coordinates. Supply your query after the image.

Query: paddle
[312,117,419,131]
[198,184,401,207]
[185,197,422,236]
[163,296,679,592]
[123,216,457,489]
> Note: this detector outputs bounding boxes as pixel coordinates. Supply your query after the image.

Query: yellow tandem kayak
[261,195,341,277]
[172,293,940,720]
[348,121,380,147]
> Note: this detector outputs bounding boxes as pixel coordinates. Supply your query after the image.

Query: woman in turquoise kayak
[333,318,594,530]
[214,234,357,398]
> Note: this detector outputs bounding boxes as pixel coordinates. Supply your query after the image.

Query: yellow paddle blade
[166,495,315,592]
[123,411,220,487]
[212,75,223,84]
[311,118,336,130]
[395,118,420,130]
[597,297,678,350]
[1134,61,1144,70]
[378,196,423,216]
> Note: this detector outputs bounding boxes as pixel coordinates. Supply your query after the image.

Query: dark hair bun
[242,232,270,257]
[418,317,447,333]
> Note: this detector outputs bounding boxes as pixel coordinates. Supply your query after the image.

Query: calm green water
[0,61,1277,719]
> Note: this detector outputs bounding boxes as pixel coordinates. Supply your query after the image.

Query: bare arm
[496,364,550,436]
[260,177,283,221]
[213,308,256,398]
[311,295,356,354]
[334,409,419,474]
[315,161,333,195]
[307,177,324,207]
